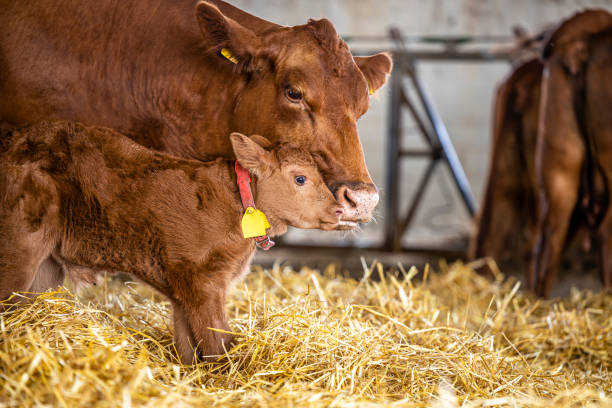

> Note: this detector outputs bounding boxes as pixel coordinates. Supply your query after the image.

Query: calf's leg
[176,291,233,363]
[0,228,58,302]
[172,301,197,365]
[28,257,65,293]
[163,248,251,363]
[167,267,234,364]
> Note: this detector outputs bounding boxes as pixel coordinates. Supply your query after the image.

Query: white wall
[231,0,612,248]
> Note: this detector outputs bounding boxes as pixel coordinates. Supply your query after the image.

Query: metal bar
[403,60,477,216]
[394,50,512,62]
[394,158,439,250]
[351,49,513,61]
[383,65,403,251]
[399,84,437,148]
[399,149,435,157]
[264,243,465,258]
[343,34,515,44]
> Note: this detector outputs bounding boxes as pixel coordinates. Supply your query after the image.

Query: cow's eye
[295,175,306,185]
[285,86,302,103]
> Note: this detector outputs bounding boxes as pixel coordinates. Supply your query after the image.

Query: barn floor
[0,261,610,407]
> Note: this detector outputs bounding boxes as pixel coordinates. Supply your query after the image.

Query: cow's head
[196,1,392,229]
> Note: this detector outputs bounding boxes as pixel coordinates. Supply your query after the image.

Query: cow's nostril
[343,189,357,208]
[335,209,343,217]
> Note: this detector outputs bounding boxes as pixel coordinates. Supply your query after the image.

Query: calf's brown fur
[0,121,342,363]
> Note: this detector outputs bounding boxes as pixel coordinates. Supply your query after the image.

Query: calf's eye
[295,175,306,185]
[285,87,302,103]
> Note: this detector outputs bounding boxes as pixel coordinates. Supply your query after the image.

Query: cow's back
[586,30,612,156]
[0,0,202,137]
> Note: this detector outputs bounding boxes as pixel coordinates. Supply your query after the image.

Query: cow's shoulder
[543,9,612,59]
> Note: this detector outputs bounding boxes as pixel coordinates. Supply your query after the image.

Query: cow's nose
[335,184,379,223]
[336,185,357,209]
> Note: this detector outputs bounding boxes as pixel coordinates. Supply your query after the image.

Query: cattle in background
[530,9,612,297]
[470,58,543,267]
[0,0,391,232]
[0,122,343,363]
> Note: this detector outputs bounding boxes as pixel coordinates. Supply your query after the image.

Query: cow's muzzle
[333,183,379,228]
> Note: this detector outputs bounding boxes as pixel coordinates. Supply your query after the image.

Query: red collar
[235,161,275,250]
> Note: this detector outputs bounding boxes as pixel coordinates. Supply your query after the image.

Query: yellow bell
[241,207,270,238]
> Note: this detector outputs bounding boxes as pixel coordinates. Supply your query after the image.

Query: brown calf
[0,121,342,363]
[530,10,612,297]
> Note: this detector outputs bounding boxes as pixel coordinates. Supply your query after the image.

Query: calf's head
[230,133,342,231]
[197,2,392,229]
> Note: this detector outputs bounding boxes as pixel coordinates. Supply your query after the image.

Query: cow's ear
[230,133,271,174]
[196,2,261,69]
[562,40,588,76]
[354,53,393,95]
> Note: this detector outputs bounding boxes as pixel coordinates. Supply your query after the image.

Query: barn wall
[230,0,612,247]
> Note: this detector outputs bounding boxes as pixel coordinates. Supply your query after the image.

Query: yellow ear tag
[241,207,271,238]
[221,48,238,64]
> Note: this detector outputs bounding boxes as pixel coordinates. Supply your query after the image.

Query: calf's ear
[196,2,261,69]
[354,53,393,95]
[230,133,271,174]
[248,134,273,149]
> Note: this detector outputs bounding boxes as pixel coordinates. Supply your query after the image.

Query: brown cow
[471,58,543,267]
[0,0,391,230]
[530,9,612,297]
[0,121,342,363]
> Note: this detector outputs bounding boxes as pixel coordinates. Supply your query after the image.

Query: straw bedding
[0,260,610,407]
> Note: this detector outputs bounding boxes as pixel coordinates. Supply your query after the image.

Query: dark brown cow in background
[530,9,612,297]
[472,12,612,297]
[471,58,543,267]
[473,53,595,289]
[0,0,391,228]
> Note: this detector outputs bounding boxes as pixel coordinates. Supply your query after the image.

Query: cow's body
[472,56,595,284]
[1,0,230,156]
[0,121,341,362]
[530,10,612,297]
[471,58,543,266]
[0,0,391,226]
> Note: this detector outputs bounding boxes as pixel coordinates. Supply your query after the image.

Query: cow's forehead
[278,25,353,73]
[276,145,316,166]
[270,27,370,115]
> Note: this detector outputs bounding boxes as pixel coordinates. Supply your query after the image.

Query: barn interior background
[231,0,612,261]
[2,1,612,406]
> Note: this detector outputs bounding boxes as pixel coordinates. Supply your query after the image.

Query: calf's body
[0,121,340,362]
